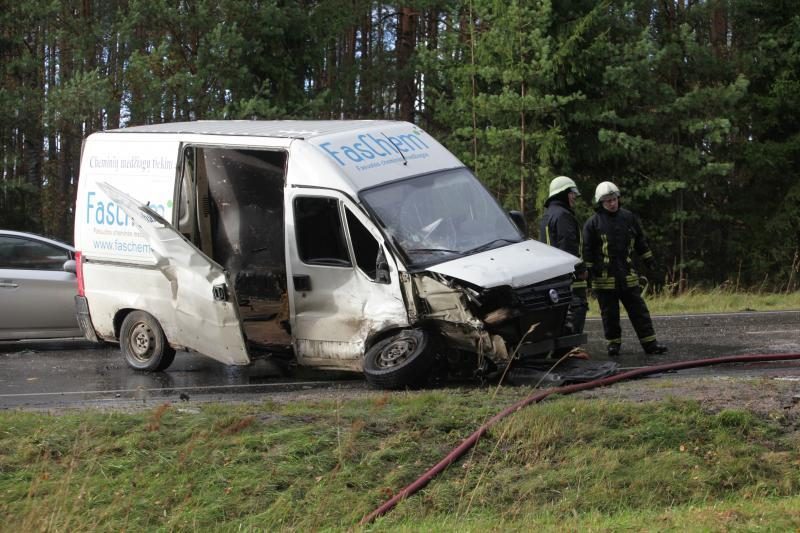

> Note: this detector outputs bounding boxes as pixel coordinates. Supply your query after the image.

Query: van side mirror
[508,211,527,236]
[63,259,77,274]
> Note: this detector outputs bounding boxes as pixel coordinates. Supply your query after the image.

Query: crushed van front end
[409,270,586,375]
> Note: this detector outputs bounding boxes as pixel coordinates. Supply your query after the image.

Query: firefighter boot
[607,343,621,357]
[643,341,668,355]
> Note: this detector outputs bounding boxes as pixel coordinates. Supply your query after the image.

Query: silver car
[0,230,82,340]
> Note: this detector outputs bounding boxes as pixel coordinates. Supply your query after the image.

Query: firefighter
[539,176,588,335]
[582,181,667,356]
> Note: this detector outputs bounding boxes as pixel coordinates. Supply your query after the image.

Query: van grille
[514,279,572,311]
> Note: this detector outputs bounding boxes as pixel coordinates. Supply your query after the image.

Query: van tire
[363,329,435,390]
[120,311,176,371]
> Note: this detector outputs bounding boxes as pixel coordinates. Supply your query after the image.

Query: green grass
[588,288,800,316]
[2,389,799,531]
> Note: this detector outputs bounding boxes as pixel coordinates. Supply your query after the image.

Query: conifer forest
[2,0,799,289]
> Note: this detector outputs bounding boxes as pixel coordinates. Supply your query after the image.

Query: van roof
[107,120,401,139]
[98,119,465,195]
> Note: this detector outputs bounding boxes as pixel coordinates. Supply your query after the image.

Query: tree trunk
[709,0,728,58]
[107,26,122,129]
[343,12,357,118]
[359,10,373,116]
[327,42,337,118]
[419,6,439,128]
[519,82,526,214]
[376,2,385,117]
[396,6,416,122]
[22,24,44,228]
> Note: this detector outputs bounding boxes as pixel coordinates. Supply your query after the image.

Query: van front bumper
[74,296,100,343]
[516,332,588,358]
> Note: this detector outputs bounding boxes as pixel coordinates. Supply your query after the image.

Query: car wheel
[363,329,436,390]
[120,311,176,371]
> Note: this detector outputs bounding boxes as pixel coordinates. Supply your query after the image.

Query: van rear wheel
[120,311,176,371]
[363,329,436,390]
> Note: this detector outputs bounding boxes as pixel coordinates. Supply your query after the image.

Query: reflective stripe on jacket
[582,207,653,290]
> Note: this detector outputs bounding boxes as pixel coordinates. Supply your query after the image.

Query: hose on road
[359,352,800,526]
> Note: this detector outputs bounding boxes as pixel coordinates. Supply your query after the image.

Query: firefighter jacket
[582,207,654,290]
[539,199,586,289]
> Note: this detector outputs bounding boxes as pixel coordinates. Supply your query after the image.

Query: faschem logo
[318,131,430,167]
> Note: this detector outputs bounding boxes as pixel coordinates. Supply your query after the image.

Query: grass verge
[2,387,799,531]
[588,289,800,316]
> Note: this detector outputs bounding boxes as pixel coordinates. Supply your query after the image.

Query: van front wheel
[363,329,436,389]
[120,311,176,371]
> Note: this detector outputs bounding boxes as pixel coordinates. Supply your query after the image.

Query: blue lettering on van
[86,191,166,226]
[319,131,430,167]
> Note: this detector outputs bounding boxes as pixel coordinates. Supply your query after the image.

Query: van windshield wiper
[464,238,521,255]
[405,247,462,255]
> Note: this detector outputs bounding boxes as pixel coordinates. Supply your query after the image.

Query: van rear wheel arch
[113,308,136,339]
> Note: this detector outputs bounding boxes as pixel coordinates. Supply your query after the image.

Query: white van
[73,120,584,389]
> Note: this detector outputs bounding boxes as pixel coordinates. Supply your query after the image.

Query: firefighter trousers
[567,287,588,335]
[594,285,657,347]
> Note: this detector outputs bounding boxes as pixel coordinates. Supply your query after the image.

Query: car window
[0,236,70,271]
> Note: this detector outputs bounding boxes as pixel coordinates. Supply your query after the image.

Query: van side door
[286,188,408,369]
[99,183,250,365]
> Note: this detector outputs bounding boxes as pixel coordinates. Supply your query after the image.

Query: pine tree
[426,0,584,233]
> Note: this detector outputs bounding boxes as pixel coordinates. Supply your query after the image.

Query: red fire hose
[359,352,800,526]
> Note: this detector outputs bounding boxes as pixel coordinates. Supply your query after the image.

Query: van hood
[425,240,579,289]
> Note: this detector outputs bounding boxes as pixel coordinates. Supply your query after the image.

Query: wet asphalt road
[0,310,798,410]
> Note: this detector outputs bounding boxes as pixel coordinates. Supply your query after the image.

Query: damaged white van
[73,120,585,389]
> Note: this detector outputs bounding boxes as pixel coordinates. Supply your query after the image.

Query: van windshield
[360,168,523,268]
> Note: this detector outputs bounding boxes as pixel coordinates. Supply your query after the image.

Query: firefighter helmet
[593,181,620,204]
[548,176,580,199]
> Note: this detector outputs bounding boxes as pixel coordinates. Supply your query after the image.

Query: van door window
[176,146,213,257]
[294,197,351,267]
[345,208,385,282]
[176,147,197,241]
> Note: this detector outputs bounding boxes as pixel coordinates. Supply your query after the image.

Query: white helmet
[593,181,620,204]
[548,175,580,199]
